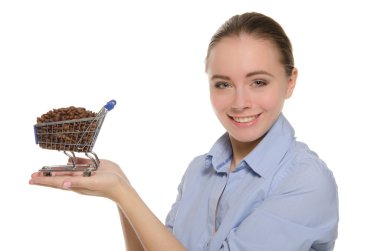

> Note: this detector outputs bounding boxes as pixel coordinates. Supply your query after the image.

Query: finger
[31,172,41,178]
[48,171,85,177]
[30,174,71,189]
[30,171,97,189]
[30,171,58,178]
[29,180,70,191]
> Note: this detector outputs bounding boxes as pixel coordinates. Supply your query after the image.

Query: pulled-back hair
[205,12,294,76]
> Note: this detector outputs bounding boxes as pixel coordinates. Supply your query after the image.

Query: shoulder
[263,141,339,230]
[273,140,338,210]
[180,154,210,185]
[291,141,336,187]
[186,154,208,173]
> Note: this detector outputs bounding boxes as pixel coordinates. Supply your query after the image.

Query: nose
[231,86,250,111]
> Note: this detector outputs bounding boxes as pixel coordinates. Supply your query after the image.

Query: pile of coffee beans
[37,106,96,123]
[35,106,98,152]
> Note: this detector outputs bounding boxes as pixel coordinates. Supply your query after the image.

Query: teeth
[232,115,257,123]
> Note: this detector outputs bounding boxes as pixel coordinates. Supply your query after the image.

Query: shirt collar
[205,132,232,173]
[205,113,295,178]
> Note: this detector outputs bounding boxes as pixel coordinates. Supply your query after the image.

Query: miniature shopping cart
[34,100,116,177]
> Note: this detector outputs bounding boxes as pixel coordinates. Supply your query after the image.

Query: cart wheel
[83,169,92,177]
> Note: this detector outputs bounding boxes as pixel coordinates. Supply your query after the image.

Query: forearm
[118,207,145,251]
[116,185,186,251]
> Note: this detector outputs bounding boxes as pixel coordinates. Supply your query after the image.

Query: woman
[30,12,339,251]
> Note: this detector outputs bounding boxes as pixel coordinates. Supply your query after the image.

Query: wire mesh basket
[34,100,116,176]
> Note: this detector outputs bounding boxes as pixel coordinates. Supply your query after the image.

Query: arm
[211,162,339,251]
[118,207,145,251]
[116,182,186,251]
[29,158,186,251]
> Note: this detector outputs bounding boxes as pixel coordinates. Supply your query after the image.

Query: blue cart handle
[104,100,117,111]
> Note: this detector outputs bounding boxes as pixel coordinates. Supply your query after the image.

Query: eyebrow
[211,70,274,81]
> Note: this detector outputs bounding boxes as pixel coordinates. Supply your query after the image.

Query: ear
[286,67,298,99]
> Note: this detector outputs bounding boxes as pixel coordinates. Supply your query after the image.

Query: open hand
[29,158,130,202]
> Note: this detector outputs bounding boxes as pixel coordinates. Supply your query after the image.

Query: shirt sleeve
[165,170,185,233]
[215,158,339,251]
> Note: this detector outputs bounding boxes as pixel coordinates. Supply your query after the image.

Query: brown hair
[205,12,294,76]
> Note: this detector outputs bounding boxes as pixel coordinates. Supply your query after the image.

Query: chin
[229,132,265,144]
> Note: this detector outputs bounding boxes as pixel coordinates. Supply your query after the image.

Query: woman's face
[207,34,297,144]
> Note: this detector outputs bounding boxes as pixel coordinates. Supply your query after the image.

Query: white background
[1,0,379,250]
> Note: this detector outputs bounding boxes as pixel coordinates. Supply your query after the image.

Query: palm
[30,158,130,202]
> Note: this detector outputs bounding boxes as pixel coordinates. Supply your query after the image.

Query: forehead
[207,34,283,75]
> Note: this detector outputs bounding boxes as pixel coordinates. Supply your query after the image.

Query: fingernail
[63,181,72,189]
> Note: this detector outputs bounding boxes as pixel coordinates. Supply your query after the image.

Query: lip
[228,113,261,127]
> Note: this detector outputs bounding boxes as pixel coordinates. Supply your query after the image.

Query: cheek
[260,90,285,110]
[210,93,229,112]
[211,99,224,114]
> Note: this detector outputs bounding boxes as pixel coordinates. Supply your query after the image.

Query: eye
[251,80,267,87]
[214,82,232,89]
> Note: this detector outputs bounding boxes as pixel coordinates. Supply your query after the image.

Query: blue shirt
[165,114,339,251]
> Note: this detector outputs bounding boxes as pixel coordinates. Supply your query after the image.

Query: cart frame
[34,100,116,176]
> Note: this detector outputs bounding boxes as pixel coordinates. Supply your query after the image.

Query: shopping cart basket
[34,99,116,176]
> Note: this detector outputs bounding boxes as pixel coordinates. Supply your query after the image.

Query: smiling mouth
[230,114,259,123]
